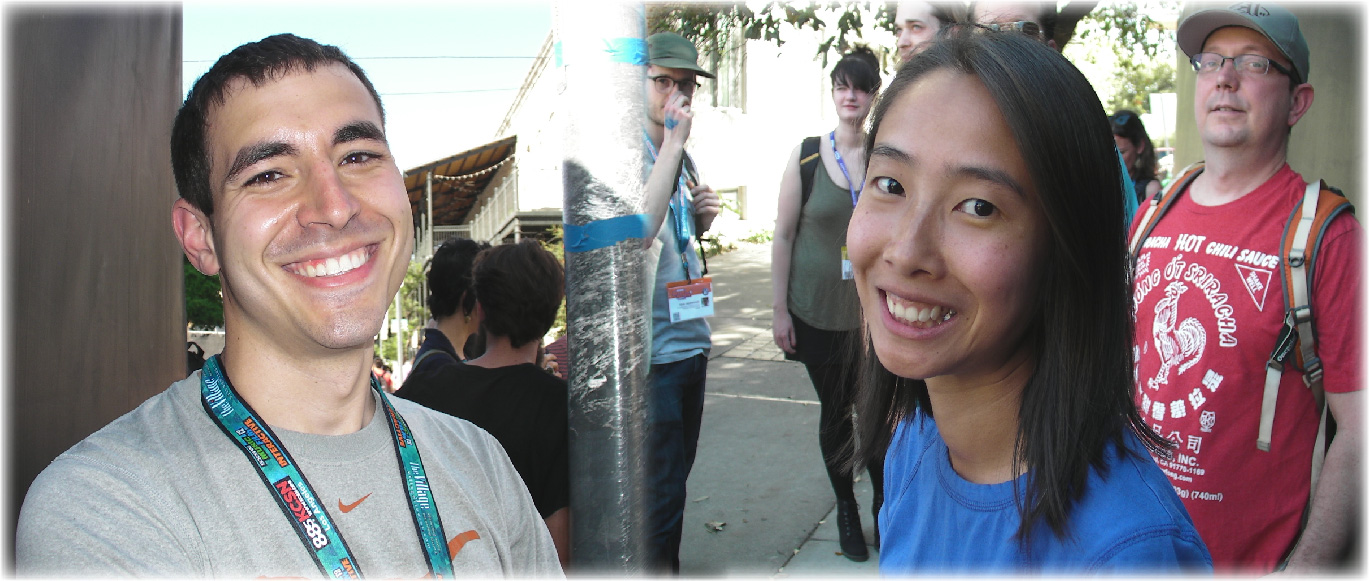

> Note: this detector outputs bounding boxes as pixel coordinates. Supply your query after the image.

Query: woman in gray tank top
[769,46,884,563]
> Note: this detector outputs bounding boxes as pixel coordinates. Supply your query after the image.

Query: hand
[541,351,559,376]
[663,92,694,146]
[773,309,798,355]
[690,182,721,233]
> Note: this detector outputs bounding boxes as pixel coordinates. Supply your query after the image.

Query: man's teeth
[292,248,369,278]
[887,295,955,327]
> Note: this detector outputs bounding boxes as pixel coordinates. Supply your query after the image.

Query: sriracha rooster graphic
[1150,281,1206,390]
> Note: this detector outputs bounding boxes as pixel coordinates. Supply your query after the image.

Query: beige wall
[1172,4,1362,204]
[6,7,184,549]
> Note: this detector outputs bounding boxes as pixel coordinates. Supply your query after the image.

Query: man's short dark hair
[170,33,385,217]
[428,237,490,320]
[472,241,565,349]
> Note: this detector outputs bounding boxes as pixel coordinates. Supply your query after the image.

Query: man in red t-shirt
[1128,3,1360,573]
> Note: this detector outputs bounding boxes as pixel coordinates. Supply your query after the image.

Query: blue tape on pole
[604,37,648,65]
[553,41,563,68]
[564,214,650,252]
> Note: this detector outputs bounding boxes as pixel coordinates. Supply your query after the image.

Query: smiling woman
[847,28,1212,573]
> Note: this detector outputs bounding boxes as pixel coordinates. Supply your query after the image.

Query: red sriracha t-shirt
[1128,164,1361,573]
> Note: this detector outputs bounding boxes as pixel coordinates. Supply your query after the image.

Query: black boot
[871,491,883,550]
[836,499,869,562]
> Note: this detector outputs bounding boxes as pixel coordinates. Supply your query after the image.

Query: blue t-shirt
[880,412,1212,574]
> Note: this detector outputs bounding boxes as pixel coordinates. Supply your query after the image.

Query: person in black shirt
[396,240,568,567]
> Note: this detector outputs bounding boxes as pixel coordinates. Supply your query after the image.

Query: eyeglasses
[1190,52,1295,80]
[980,20,1043,39]
[649,75,698,95]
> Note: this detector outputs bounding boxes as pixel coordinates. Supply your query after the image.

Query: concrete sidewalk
[678,241,880,577]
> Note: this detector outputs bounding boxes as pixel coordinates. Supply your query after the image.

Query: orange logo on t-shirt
[337,493,372,513]
[448,530,481,556]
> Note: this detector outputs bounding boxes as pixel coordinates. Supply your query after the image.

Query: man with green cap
[639,31,721,573]
[1127,2,1360,573]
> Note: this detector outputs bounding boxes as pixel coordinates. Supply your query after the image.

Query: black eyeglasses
[980,20,1043,39]
[1190,52,1295,81]
[649,75,698,94]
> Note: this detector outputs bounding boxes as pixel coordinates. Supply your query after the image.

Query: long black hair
[849,27,1170,543]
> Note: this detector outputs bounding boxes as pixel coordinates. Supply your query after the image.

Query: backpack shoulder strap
[799,136,821,208]
[411,346,457,374]
[1257,179,1353,557]
[1128,161,1205,258]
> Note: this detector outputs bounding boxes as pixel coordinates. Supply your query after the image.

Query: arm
[642,92,694,249]
[544,507,570,570]
[1283,390,1361,571]
[771,144,805,355]
[1145,179,1161,201]
[1283,217,1362,571]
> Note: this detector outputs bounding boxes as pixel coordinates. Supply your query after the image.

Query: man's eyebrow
[225,141,296,184]
[335,121,386,145]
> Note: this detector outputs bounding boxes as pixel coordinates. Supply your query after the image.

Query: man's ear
[471,300,486,325]
[173,198,220,276]
[1288,83,1315,127]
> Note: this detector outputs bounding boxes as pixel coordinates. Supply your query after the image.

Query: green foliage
[740,229,774,244]
[1064,1,1179,118]
[1110,59,1175,114]
[647,1,890,68]
[376,259,426,363]
[1073,2,1173,59]
[183,256,223,330]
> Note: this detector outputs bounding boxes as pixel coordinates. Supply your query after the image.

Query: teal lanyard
[643,131,695,280]
[200,355,454,578]
[829,130,862,206]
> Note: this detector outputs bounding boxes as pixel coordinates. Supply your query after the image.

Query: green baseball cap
[647,32,715,79]
[1178,2,1309,84]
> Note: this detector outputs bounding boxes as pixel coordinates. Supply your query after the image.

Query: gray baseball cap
[1178,2,1309,84]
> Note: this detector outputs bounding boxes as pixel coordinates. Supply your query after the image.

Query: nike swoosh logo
[448,530,481,556]
[338,493,372,513]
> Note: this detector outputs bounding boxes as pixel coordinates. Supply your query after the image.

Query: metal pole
[557,1,652,572]
[393,291,404,382]
[425,171,434,255]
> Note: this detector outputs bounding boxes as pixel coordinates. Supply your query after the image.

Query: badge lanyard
[644,130,696,282]
[200,355,454,578]
[829,131,862,206]
[830,131,861,280]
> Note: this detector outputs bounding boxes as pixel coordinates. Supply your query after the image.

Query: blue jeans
[645,353,707,573]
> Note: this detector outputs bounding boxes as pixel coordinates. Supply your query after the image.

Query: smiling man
[1127,4,1360,573]
[16,34,561,577]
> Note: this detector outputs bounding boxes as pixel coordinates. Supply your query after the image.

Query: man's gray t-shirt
[16,372,562,577]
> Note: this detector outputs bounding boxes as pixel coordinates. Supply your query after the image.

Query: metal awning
[404,135,517,228]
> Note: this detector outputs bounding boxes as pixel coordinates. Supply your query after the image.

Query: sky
[182,0,553,172]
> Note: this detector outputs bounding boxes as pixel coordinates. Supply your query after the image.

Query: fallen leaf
[704,521,726,532]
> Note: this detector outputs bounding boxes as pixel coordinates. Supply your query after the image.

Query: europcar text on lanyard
[200,355,454,578]
[644,130,714,322]
[830,131,861,281]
